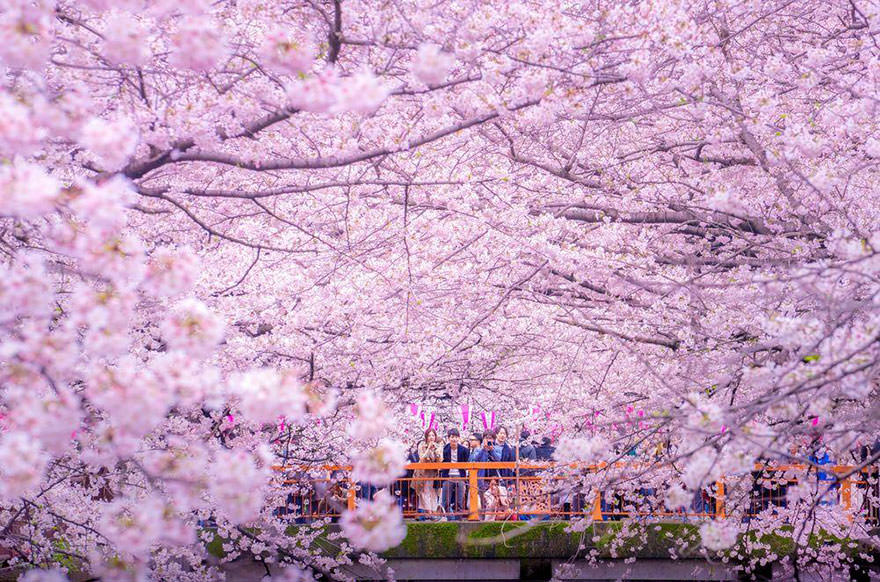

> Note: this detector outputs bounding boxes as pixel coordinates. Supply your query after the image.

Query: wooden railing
[271,462,879,523]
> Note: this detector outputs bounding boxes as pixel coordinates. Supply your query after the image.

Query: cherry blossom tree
[1,0,879,580]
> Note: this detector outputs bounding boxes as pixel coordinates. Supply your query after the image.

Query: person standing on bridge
[468,433,483,461]
[494,426,516,486]
[414,428,443,517]
[441,428,470,519]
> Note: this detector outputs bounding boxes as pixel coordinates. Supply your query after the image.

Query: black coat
[440,444,471,478]
[496,443,515,477]
[405,448,419,478]
[519,443,537,461]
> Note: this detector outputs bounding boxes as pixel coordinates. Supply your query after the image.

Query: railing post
[841,476,852,513]
[468,468,479,521]
[592,490,603,521]
[347,479,356,511]
[715,479,726,518]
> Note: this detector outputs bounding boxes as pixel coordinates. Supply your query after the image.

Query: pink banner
[481,411,496,430]
[460,404,470,429]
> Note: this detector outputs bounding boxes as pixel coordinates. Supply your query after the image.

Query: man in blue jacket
[471,430,501,490]
[441,428,470,519]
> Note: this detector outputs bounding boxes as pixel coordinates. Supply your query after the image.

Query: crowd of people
[278,429,880,523]
[399,426,555,520]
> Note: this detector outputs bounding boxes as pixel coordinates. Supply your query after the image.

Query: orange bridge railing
[271,462,879,523]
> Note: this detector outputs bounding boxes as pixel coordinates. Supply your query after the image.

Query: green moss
[591,522,704,559]
[377,522,586,559]
[392,522,460,558]
[203,521,879,567]
[204,531,226,559]
[50,537,82,574]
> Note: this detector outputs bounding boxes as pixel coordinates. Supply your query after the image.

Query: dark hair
[423,428,438,442]
[520,429,530,441]
[447,428,460,437]
[496,427,508,438]
[484,429,497,439]
[471,433,483,442]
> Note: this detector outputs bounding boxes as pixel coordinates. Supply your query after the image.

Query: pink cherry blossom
[664,484,692,511]
[142,246,200,297]
[352,438,407,486]
[0,254,53,321]
[18,569,69,582]
[209,448,269,524]
[98,496,166,559]
[411,44,454,85]
[0,6,51,71]
[0,91,45,155]
[259,25,315,76]
[699,520,739,552]
[285,70,339,113]
[348,391,390,441]
[553,435,609,464]
[86,357,173,438]
[161,298,225,358]
[334,71,389,115]
[0,158,61,218]
[168,15,228,71]
[0,431,48,500]
[682,449,721,491]
[230,368,308,426]
[5,385,81,455]
[0,0,878,577]
[101,11,152,66]
[339,490,406,552]
[78,117,140,172]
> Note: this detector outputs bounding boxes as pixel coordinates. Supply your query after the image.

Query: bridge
[273,461,880,523]
[206,461,880,581]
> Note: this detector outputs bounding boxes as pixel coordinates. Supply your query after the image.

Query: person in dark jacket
[518,430,537,462]
[517,430,540,520]
[472,430,500,491]
[535,436,555,461]
[398,443,420,513]
[441,428,470,518]
[518,429,538,477]
[494,426,516,482]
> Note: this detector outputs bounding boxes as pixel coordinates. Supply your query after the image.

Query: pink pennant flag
[410,402,419,416]
[523,405,541,429]
[489,410,496,429]
[480,411,489,431]
[428,411,436,431]
[460,404,470,429]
